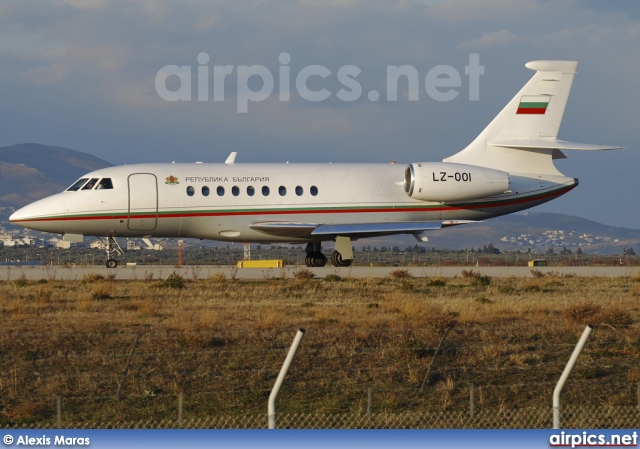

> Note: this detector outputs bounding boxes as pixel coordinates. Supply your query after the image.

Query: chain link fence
[4,405,640,429]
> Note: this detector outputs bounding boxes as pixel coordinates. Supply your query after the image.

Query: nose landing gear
[98,236,124,268]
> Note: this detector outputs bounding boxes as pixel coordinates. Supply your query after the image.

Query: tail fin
[444,60,620,175]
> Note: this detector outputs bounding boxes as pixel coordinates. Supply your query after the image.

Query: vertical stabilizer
[444,60,578,175]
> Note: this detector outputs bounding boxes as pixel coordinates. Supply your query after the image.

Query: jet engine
[404,162,510,202]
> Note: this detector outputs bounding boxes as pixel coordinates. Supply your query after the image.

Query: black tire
[308,251,327,267]
[331,250,352,267]
[106,259,118,268]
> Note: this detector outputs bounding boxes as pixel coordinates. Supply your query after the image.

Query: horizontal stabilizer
[444,60,624,175]
[491,140,623,151]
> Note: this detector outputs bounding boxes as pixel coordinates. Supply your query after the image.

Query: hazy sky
[1,1,639,227]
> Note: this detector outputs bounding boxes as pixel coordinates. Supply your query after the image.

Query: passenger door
[128,173,158,231]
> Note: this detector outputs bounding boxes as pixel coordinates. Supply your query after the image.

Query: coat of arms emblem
[165,176,179,185]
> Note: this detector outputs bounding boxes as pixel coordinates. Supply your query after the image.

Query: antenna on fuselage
[225,152,237,164]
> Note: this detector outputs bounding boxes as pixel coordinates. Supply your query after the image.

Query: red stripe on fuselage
[12,184,575,224]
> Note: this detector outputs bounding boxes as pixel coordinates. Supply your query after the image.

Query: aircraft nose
[9,194,66,233]
[10,205,32,223]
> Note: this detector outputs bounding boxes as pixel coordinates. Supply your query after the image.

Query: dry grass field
[1,269,639,427]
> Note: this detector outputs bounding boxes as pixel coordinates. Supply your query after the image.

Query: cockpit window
[67,178,89,191]
[81,178,100,190]
[96,178,113,190]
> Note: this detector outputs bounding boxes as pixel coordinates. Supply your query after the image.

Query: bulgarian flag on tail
[516,95,550,114]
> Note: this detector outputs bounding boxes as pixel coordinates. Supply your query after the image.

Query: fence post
[116,333,141,400]
[56,396,62,428]
[553,325,592,429]
[469,384,474,418]
[420,327,450,391]
[268,328,305,429]
[367,387,372,419]
[178,392,183,427]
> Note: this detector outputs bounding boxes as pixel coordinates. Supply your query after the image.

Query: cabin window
[96,178,113,190]
[217,186,225,196]
[186,186,195,196]
[232,186,240,196]
[279,186,286,196]
[310,185,318,196]
[82,178,100,190]
[295,186,303,196]
[202,186,210,196]
[67,178,89,191]
[247,186,255,196]
[262,186,270,196]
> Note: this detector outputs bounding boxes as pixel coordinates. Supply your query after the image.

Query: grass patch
[0,276,638,425]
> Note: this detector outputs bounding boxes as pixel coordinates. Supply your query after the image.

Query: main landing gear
[304,239,353,268]
[304,242,327,267]
[331,250,352,267]
[98,236,124,268]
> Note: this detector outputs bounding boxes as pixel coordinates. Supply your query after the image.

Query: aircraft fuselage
[10,162,577,243]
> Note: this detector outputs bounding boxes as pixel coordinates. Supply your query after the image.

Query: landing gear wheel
[305,251,327,267]
[331,250,352,267]
[101,236,124,269]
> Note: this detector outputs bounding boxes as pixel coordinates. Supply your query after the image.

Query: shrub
[470,274,491,287]
[564,303,602,324]
[163,272,185,289]
[599,307,634,328]
[426,278,446,287]
[390,269,412,280]
[81,273,105,283]
[461,269,490,286]
[324,274,342,282]
[293,268,315,280]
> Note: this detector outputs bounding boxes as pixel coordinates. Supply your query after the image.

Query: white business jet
[10,60,621,268]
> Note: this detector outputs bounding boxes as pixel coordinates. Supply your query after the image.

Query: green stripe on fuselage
[26,182,575,222]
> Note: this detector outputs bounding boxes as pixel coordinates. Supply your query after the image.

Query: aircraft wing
[249,220,477,240]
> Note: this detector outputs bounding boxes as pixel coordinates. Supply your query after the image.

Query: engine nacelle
[404,162,510,202]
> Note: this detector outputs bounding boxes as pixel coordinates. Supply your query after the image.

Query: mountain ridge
[0,143,112,207]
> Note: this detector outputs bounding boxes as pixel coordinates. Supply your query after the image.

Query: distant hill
[0,143,112,207]
[404,212,640,255]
